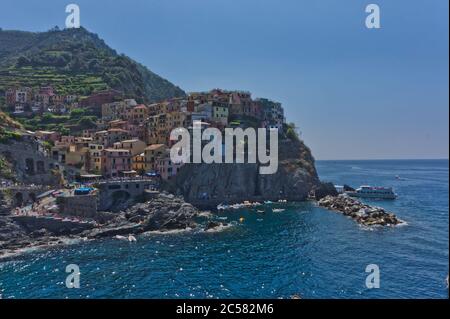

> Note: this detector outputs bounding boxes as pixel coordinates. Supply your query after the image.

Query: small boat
[128,235,137,242]
[347,185,397,199]
[217,204,228,211]
[264,200,273,205]
[273,208,285,213]
[115,235,127,241]
[257,210,265,213]
[239,217,245,223]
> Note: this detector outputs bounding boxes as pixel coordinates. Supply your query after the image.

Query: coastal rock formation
[0,216,33,255]
[86,193,199,238]
[0,216,28,241]
[312,182,338,200]
[0,193,202,258]
[318,195,403,226]
[168,139,322,208]
[0,192,11,215]
[125,193,199,232]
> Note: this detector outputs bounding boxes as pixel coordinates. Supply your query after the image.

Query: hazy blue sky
[1,0,448,160]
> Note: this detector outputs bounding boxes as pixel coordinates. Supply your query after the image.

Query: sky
[0,0,448,160]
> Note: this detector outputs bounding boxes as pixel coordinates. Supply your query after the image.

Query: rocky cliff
[166,138,322,208]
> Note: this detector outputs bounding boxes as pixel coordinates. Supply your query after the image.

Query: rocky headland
[318,195,403,227]
[167,138,327,209]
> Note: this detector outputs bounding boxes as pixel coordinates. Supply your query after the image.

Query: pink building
[155,155,184,180]
[102,148,132,178]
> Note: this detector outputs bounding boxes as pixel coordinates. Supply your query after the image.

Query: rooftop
[104,148,131,153]
[145,144,166,151]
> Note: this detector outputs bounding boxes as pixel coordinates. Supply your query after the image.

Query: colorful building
[132,152,146,173]
[102,148,132,178]
[88,143,104,173]
[80,89,122,109]
[212,101,229,125]
[155,152,184,180]
[144,144,167,172]
[113,139,147,157]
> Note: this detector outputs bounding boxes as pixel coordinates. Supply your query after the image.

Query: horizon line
[315,158,449,161]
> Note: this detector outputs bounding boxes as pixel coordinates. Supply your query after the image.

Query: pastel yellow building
[144,144,167,171]
[132,152,146,172]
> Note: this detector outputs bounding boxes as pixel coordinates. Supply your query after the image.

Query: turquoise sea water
[0,160,448,299]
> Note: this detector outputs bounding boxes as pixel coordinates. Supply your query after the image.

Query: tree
[286,123,300,141]
[78,116,96,129]
[70,108,86,119]
[17,56,30,67]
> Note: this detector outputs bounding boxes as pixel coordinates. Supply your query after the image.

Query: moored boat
[347,185,397,199]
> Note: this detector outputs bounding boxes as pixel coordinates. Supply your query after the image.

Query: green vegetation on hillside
[285,122,300,142]
[0,127,22,144]
[14,108,97,134]
[0,67,108,96]
[0,111,23,129]
[0,155,15,180]
[0,27,185,102]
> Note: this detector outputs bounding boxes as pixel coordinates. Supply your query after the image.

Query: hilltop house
[80,89,122,110]
[212,101,229,125]
[5,87,32,108]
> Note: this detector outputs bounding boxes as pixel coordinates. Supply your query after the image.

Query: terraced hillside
[0,27,185,102]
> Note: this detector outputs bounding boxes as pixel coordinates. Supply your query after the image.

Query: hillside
[0,27,185,102]
[0,110,22,130]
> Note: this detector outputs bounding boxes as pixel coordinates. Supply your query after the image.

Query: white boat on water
[347,185,397,199]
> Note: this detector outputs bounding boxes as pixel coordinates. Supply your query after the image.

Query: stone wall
[56,194,98,218]
[0,186,51,213]
[0,138,60,185]
[97,180,158,211]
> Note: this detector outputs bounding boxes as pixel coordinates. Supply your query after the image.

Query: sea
[0,159,448,299]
